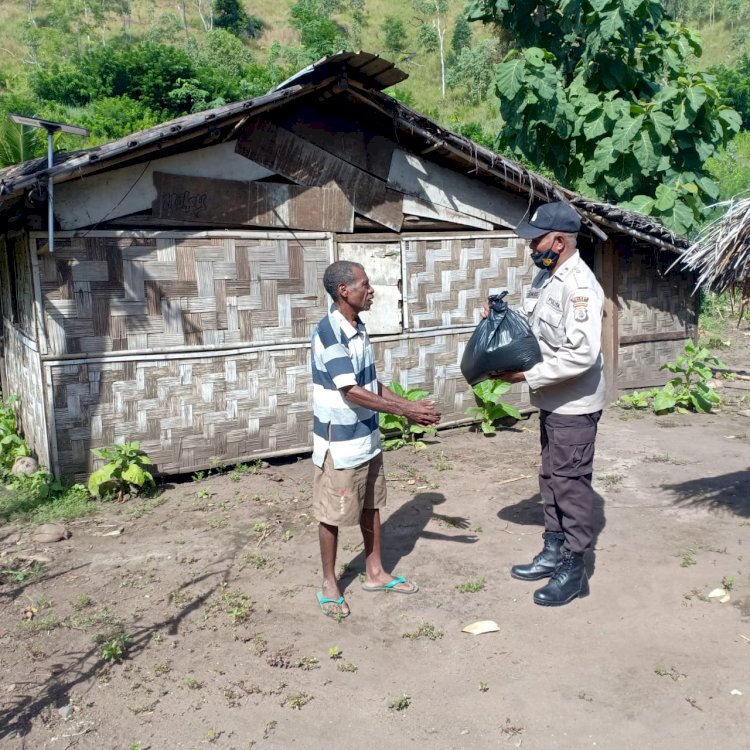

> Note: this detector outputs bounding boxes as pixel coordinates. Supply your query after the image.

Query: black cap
[515,202,581,240]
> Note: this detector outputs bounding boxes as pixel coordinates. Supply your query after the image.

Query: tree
[412,0,449,98]
[289,0,347,61]
[0,115,45,167]
[467,0,741,234]
[345,0,367,50]
[451,13,472,56]
[446,38,500,104]
[382,16,408,55]
[213,0,265,39]
[709,56,750,130]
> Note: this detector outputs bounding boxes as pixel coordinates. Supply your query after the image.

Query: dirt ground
[2,328,749,750]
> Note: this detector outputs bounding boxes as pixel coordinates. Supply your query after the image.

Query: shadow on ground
[496,490,607,577]
[338,492,479,593]
[663,468,750,517]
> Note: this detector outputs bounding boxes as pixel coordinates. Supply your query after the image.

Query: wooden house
[0,53,696,479]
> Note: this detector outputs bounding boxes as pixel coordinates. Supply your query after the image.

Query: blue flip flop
[316,590,350,619]
[361,575,419,594]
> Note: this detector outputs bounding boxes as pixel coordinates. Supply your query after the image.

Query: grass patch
[0,481,93,524]
[387,693,411,711]
[0,561,46,585]
[402,622,444,641]
[337,661,358,672]
[285,692,313,710]
[455,577,486,594]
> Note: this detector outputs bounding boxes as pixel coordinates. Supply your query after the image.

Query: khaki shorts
[313,451,386,527]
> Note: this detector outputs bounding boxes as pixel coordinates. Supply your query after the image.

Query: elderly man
[493,202,606,606]
[311,260,440,619]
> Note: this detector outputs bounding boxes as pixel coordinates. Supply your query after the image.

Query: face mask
[531,249,560,269]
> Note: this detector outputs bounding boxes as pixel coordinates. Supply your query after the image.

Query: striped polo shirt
[311,304,381,469]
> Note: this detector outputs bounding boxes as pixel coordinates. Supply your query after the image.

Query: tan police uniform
[521,250,605,554]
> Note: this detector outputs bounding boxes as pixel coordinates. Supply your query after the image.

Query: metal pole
[47,129,54,255]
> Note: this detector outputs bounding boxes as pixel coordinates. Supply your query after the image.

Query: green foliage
[0,395,29,470]
[465,379,522,435]
[290,0,347,60]
[78,96,160,141]
[446,38,501,104]
[616,340,725,414]
[378,382,437,451]
[708,56,750,130]
[451,13,473,55]
[706,131,750,201]
[0,108,47,168]
[455,576,486,593]
[0,474,91,524]
[213,0,265,39]
[88,441,155,500]
[100,633,132,663]
[382,16,408,55]
[467,0,741,235]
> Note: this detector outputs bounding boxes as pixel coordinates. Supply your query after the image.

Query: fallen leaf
[462,620,499,635]
[708,588,727,599]
[720,594,731,604]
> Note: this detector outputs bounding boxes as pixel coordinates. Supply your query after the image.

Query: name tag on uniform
[546,297,562,312]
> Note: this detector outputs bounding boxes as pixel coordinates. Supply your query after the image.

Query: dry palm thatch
[676,193,750,324]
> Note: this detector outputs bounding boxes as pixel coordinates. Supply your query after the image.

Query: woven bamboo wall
[36,233,331,355]
[49,329,528,479]
[617,250,693,337]
[3,322,50,469]
[617,249,696,388]
[0,234,36,337]
[405,234,532,329]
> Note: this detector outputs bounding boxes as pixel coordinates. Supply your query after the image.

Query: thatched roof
[0,51,687,253]
[675,193,750,293]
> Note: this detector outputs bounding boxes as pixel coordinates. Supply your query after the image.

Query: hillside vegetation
[1,1,749,233]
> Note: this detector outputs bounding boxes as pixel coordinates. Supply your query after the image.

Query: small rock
[737,410,750,418]
[267,473,284,482]
[706,379,724,389]
[58,705,74,720]
[730,689,743,696]
[12,456,39,477]
[260,461,270,469]
[31,523,71,544]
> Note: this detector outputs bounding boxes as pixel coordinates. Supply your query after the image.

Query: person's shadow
[338,492,478,593]
[497,488,607,578]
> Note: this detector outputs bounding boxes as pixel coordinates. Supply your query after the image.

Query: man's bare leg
[318,522,349,615]
[359,508,416,592]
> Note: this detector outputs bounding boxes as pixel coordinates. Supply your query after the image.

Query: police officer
[492,202,606,606]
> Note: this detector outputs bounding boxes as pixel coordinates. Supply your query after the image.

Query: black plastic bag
[460,292,543,385]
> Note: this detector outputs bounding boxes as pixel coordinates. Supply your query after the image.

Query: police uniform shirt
[522,250,606,415]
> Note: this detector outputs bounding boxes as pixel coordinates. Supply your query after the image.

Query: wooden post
[595,239,619,402]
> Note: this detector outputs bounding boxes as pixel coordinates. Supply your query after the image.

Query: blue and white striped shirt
[311,305,381,469]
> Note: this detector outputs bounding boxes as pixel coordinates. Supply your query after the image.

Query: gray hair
[323,261,365,302]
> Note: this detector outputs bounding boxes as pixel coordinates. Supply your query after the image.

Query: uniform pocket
[536,305,564,346]
[547,424,597,477]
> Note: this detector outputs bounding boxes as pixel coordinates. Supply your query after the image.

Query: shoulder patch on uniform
[572,295,589,322]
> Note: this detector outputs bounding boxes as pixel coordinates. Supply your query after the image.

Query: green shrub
[465,380,522,435]
[88,441,155,500]
[0,395,29,470]
[379,382,437,451]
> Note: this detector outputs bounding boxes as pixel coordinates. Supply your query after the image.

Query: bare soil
[2,327,749,750]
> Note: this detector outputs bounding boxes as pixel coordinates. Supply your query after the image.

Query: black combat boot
[533,549,589,606]
[510,531,565,581]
